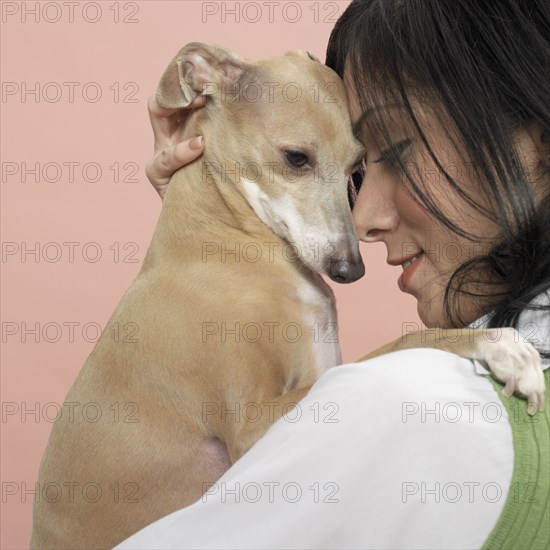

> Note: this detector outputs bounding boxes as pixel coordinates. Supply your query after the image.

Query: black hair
[326,0,550,357]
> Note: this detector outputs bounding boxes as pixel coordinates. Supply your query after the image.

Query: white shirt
[116,293,549,550]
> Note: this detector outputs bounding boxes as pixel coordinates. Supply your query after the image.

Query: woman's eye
[348,159,366,207]
[284,150,309,168]
[350,160,366,188]
[373,139,411,167]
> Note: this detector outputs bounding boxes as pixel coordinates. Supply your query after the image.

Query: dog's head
[157,42,366,283]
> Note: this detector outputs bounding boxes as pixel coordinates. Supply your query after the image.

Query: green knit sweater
[482,368,550,549]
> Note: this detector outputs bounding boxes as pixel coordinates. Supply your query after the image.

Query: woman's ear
[528,121,550,170]
[540,127,550,169]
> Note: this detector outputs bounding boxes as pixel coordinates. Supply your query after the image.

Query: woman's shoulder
[323,347,503,414]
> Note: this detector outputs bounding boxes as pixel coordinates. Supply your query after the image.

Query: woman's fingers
[146,93,206,198]
[147,94,207,153]
[145,137,204,199]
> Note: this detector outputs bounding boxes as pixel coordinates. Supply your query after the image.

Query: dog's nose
[328,259,365,284]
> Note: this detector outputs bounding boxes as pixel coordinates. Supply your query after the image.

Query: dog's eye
[284,150,309,168]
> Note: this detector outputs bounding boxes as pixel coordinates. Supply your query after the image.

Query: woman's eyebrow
[352,102,403,138]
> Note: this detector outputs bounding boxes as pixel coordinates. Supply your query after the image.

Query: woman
[121,0,549,548]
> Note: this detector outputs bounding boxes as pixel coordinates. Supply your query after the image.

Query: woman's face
[344,74,544,328]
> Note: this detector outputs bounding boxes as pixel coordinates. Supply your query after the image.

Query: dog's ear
[156,42,249,109]
[284,50,320,63]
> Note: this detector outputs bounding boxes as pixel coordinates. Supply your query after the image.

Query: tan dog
[31,43,544,549]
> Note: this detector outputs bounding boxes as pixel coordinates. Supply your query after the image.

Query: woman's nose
[352,171,399,242]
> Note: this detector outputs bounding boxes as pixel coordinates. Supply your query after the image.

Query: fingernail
[189,136,203,150]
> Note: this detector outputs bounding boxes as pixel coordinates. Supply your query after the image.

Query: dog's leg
[356,327,545,413]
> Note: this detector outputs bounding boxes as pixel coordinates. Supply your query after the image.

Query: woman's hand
[145,94,206,199]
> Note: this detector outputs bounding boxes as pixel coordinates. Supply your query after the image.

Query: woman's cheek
[393,183,434,237]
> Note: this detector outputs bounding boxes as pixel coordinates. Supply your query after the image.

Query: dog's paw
[476,328,545,415]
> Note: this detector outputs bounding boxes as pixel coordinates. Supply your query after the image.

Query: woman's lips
[398,251,424,292]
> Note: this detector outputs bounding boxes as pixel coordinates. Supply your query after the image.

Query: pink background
[0,1,419,547]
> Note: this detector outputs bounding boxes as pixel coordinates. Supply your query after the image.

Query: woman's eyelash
[372,139,412,165]
[348,159,367,205]
[347,139,411,206]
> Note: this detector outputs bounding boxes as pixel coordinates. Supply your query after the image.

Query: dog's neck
[145,122,296,273]
[161,152,275,236]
